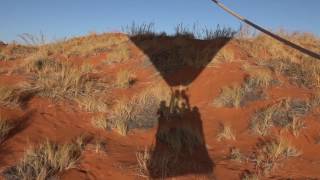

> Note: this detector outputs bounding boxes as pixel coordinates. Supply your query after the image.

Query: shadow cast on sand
[147,90,214,178]
[130,34,232,86]
[130,32,233,178]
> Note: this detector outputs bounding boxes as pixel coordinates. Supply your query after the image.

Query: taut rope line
[211,0,320,60]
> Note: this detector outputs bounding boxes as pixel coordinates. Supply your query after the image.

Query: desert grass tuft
[287,117,305,137]
[109,84,171,135]
[252,137,300,174]
[136,147,154,178]
[136,146,172,178]
[213,85,245,108]
[243,65,275,88]
[31,61,107,105]
[216,123,236,141]
[115,69,136,88]
[229,147,244,162]
[250,99,311,136]
[91,114,109,130]
[3,137,86,180]
[76,95,108,112]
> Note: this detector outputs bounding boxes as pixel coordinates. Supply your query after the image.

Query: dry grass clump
[136,146,183,179]
[109,100,132,135]
[252,137,300,174]
[0,84,34,108]
[136,147,154,178]
[17,52,109,111]
[216,123,236,141]
[261,58,320,88]
[109,84,171,135]
[91,114,109,130]
[115,69,136,88]
[213,69,274,108]
[34,62,105,101]
[287,118,305,137]
[0,86,21,107]
[229,147,244,162]
[20,49,58,73]
[0,115,14,143]
[76,95,108,112]
[250,99,310,136]
[3,137,86,180]
[213,85,245,108]
[136,146,174,178]
[213,82,265,108]
[243,65,276,88]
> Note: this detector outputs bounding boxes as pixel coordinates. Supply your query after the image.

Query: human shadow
[146,90,214,178]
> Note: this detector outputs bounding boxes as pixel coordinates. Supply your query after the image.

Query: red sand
[0,35,320,179]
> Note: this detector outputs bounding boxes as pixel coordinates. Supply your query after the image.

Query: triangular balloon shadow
[130,34,233,86]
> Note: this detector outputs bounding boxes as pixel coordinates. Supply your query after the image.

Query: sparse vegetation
[243,65,276,88]
[229,147,243,162]
[1,24,320,179]
[213,85,245,108]
[213,69,274,108]
[288,117,305,137]
[136,146,154,177]
[3,137,86,180]
[109,84,170,135]
[252,137,300,174]
[250,99,311,136]
[13,51,109,110]
[216,123,236,141]
[35,62,86,98]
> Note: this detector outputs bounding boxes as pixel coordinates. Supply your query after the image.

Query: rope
[211,0,320,60]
